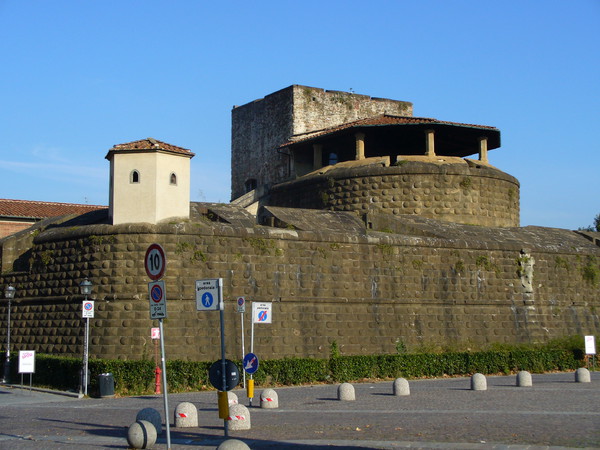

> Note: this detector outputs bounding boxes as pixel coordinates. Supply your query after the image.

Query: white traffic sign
[148,280,167,319]
[82,300,95,318]
[145,243,166,281]
[237,296,246,313]
[252,302,272,324]
[195,278,222,311]
[18,350,35,374]
[585,335,596,355]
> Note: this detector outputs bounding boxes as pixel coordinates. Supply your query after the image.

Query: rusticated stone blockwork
[1,212,598,362]
[268,160,520,227]
[231,85,413,200]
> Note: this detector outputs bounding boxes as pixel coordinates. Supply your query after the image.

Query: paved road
[0,372,598,449]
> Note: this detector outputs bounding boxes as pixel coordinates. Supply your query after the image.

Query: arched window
[170,172,177,185]
[328,153,338,165]
[130,170,140,183]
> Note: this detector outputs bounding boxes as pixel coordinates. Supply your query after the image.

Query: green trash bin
[97,373,115,397]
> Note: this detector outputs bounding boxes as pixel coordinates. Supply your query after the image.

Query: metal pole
[240,311,245,389]
[249,316,254,406]
[158,319,171,449]
[84,316,89,396]
[219,293,229,437]
[3,298,11,384]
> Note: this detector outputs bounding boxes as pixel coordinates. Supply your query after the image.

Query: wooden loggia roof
[280,114,501,157]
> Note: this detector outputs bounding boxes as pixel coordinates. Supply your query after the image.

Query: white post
[84,317,89,396]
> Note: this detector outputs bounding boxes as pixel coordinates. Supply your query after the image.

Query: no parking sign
[252,302,272,324]
[82,300,94,318]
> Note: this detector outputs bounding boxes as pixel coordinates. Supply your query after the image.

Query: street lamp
[80,278,93,297]
[79,278,93,395]
[3,285,16,384]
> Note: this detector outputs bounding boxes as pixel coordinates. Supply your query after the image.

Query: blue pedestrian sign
[243,353,259,374]
[195,278,222,311]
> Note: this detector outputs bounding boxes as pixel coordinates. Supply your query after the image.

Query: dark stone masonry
[1,85,599,362]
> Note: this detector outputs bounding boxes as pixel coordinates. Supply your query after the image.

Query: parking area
[0,371,598,449]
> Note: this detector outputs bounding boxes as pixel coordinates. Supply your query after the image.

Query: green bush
[0,345,584,396]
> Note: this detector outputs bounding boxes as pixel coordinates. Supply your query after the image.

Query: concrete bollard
[260,389,279,408]
[575,367,591,383]
[470,373,487,391]
[174,402,198,428]
[338,382,355,401]
[516,370,532,387]
[393,378,410,396]
[127,420,157,449]
[228,391,239,406]
[136,407,162,434]
[217,439,251,449]
[228,404,251,430]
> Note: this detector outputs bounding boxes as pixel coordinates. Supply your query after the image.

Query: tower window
[130,170,140,183]
[170,173,177,185]
[245,178,257,193]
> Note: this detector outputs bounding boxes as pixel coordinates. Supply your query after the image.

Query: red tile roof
[0,199,106,220]
[281,114,499,147]
[106,138,195,158]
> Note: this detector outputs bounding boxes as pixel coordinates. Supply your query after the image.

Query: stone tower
[105,138,195,225]
[231,85,413,200]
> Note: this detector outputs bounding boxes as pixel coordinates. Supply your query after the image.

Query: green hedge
[0,348,583,396]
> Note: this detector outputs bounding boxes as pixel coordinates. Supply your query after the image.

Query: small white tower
[105,138,195,225]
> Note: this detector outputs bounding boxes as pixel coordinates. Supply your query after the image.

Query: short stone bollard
[217,438,251,449]
[260,389,279,408]
[136,407,162,434]
[393,378,410,396]
[516,370,532,387]
[471,373,487,391]
[127,420,157,449]
[228,404,251,430]
[575,367,591,383]
[228,391,239,406]
[174,402,198,428]
[338,382,355,401]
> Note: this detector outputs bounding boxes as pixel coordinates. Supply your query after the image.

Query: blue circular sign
[151,285,163,303]
[202,292,213,308]
[243,352,259,374]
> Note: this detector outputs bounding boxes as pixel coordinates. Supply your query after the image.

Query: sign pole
[240,311,245,389]
[219,284,229,437]
[159,318,171,449]
[249,312,254,406]
[84,317,89,396]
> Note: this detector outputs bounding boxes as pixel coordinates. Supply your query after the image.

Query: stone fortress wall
[268,158,520,228]
[0,207,598,361]
[1,85,598,362]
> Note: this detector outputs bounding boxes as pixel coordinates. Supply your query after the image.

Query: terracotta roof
[281,115,499,147]
[106,138,195,159]
[0,199,106,220]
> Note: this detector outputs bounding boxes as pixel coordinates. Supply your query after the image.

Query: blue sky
[1,1,598,230]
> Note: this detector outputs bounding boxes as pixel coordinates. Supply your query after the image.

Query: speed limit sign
[145,243,166,281]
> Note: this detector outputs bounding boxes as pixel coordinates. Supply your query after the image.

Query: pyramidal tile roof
[106,137,195,158]
[0,199,106,220]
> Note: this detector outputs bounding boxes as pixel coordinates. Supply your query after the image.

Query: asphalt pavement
[0,371,598,449]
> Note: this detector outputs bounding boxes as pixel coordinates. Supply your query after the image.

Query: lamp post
[80,278,93,395]
[3,285,16,384]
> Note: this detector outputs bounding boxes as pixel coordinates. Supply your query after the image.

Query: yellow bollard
[247,378,254,399]
[217,391,230,419]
